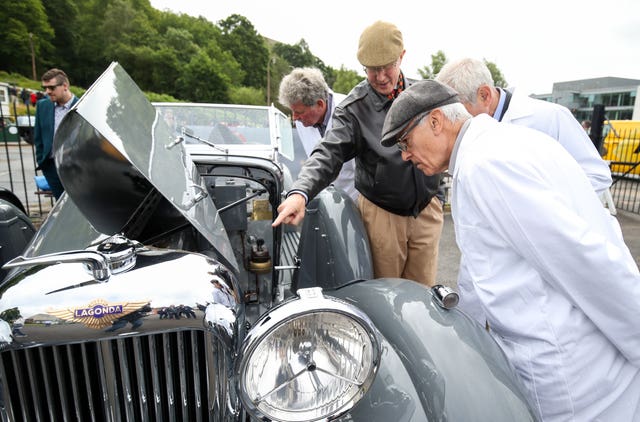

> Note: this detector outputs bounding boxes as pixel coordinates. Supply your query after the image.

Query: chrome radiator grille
[0,330,232,421]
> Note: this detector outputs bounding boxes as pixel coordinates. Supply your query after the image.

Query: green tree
[42,0,80,72]
[0,3,366,105]
[151,11,242,100]
[0,0,55,79]
[218,14,269,89]
[177,50,230,103]
[272,39,318,68]
[485,59,508,88]
[269,54,296,107]
[151,26,198,96]
[332,66,364,95]
[418,50,447,79]
[73,0,113,86]
[229,86,265,106]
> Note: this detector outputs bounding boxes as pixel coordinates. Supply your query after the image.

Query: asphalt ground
[436,209,640,290]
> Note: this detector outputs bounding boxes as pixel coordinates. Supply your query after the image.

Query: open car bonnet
[52,62,237,268]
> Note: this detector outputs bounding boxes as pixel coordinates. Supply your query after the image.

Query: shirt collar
[448,118,472,175]
[492,88,507,121]
[56,95,75,109]
[313,92,334,137]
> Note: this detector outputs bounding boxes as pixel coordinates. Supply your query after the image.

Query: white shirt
[450,114,640,421]
[501,88,612,196]
[54,96,76,134]
[295,91,358,201]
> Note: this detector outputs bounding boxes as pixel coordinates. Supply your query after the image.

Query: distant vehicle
[602,120,640,176]
[0,82,11,117]
[16,115,35,144]
[0,115,35,144]
[0,189,35,281]
[0,117,19,143]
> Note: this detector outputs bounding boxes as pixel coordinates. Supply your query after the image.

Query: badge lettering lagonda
[48,299,151,329]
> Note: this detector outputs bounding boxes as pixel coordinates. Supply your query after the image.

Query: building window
[600,92,634,107]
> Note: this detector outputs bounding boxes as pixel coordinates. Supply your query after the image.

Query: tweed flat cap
[381,80,460,147]
[357,21,404,67]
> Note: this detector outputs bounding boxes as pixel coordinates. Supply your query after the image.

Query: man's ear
[477,85,492,105]
[430,109,443,134]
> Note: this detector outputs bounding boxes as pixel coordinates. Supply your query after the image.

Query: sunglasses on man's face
[42,83,62,91]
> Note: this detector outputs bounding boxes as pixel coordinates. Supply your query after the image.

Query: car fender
[329,278,537,421]
[296,186,374,291]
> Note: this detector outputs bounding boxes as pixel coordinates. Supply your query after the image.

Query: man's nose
[375,71,387,82]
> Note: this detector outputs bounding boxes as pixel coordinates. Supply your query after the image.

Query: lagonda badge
[48,299,150,329]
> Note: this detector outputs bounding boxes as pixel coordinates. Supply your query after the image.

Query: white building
[532,77,640,122]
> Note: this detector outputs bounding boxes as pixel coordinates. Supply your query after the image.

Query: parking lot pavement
[437,209,640,291]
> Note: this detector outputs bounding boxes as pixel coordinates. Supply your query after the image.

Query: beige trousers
[357,195,444,287]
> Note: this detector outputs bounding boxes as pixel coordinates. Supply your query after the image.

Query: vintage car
[0,117,20,143]
[0,63,537,421]
[16,115,35,145]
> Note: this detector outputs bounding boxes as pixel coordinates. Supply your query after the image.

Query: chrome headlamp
[238,287,380,422]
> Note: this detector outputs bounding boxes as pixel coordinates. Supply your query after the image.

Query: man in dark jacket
[33,68,79,199]
[273,21,444,286]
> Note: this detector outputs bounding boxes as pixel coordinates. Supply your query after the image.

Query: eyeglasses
[42,83,62,91]
[396,111,430,152]
[363,60,398,76]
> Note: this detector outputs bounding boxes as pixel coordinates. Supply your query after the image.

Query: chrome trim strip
[100,339,120,421]
[80,345,98,422]
[23,349,42,421]
[132,337,150,420]
[205,331,219,417]
[53,346,72,420]
[162,333,177,420]
[148,335,163,418]
[191,332,204,422]
[0,356,16,421]
[38,348,55,419]
[66,344,83,420]
[116,339,136,420]
[10,352,27,421]
[176,332,188,420]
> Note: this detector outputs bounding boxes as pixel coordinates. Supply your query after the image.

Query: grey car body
[0,63,536,421]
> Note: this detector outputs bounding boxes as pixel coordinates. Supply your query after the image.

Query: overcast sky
[149,0,639,96]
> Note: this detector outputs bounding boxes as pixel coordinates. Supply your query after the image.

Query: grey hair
[435,58,493,104]
[439,102,472,122]
[278,67,329,108]
[417,103,471,126]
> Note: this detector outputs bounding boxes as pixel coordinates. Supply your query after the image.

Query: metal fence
[606,127,640,214]
[1,102,54,224]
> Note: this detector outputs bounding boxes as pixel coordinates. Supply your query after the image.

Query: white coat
[450,114,640,421]
[502,88,612,196]
[295,91,358,201]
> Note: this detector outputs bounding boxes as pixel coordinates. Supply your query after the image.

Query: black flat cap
[381,80,459,147]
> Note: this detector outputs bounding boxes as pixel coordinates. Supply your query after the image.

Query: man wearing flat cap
[273,21,445,287]
[381,80,640,421]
